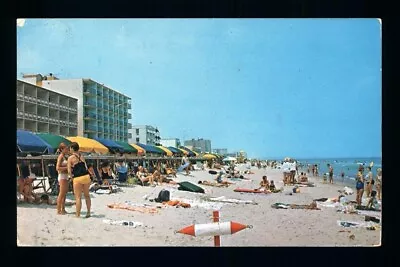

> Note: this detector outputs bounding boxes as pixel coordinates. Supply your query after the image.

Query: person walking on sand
[56,143,69,215]
[67,142,91,218]
[182,155,190,175]
[328,164,334,184]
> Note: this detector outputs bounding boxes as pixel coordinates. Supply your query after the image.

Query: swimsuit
[58,156,68,182]
[71,154,90,185]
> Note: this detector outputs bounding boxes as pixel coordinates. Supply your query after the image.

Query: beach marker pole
[213,210,221,247]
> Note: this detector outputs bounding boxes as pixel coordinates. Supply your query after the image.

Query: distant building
[212,148,228,155]
[184,138,211,153]
[129,125,160,145]
[17,79,78,136]
[23,73,132,142]
[160,138,181,148]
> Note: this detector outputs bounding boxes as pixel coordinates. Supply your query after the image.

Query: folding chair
[46,163,59,195]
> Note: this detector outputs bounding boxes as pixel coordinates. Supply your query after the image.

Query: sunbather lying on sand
[107,203,159,213]
[152,170,178,185]
[198,180,229,187]
[163,200,191,208]
[215,171,234,185]
[136,166,154,186]
[271,201,320,210]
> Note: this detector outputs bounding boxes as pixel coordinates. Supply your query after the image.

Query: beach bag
[178,181,205,193]
[155,189,170,203]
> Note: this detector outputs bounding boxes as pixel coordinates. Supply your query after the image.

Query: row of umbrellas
[16,130,210,158]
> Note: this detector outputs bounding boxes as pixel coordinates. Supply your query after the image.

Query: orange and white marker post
[213,210,221,247]
[175,210,252,247]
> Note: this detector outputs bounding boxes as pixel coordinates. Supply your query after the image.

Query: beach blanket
[209,196,257,205]
[107,203,159,213]
[271,202,320,210]
[174,198,225,210]
[337,220,380,229]
[103,219,143,228]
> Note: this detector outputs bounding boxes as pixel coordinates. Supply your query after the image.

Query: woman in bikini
[67,142,91,218]
[56,143,69,215]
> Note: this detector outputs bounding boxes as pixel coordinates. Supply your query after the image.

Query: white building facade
[22,74,132,142]
[160,138,181,148]
[129,125,160,145]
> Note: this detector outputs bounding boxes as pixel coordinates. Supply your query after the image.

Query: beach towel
[178,181,205,193]
[107,203,159,213]
[209,196,257,205]
[337,220,380,229]
[271,202,320,210]
[199,181,229,188]
[174,198,225,210]
[103,219,143,228]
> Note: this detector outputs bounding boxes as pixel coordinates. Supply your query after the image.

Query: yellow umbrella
[156,146,173,156]
[66,136,109,154]
[203,153,217,159]
[178,148,189,155]
[129,144,146,155]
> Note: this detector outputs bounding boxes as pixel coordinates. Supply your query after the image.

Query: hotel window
[136,129,139,135]
[136,137,140,142]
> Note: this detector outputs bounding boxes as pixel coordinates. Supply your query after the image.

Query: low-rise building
[129,125,160,145]
[160,138,181,148]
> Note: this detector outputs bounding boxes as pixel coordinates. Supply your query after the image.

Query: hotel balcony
[83,88,96,96]
[84,100,96,108]
[128,113,132,119]
[84,112,97,120]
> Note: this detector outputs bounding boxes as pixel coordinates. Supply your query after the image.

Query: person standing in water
[327,164,334,184]
[67,142,91,218]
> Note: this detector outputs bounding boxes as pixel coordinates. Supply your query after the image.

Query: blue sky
[17,19,381,159]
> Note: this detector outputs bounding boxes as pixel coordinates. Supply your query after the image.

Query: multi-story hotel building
[184,138,212,153]
[22,74,132,142]
[129,125,160,145]
[160,138,181,148]
[17,79,78,136]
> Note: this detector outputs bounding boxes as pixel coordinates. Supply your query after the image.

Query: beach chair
[46,163,59,195]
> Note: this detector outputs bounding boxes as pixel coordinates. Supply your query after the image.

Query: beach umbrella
[115,141,138,154]
[223,156,237,162]
[130,144,146,155]
[156,146,173,156]
[136,143,165,155]
[94,137,124,153]
[35,133,71,152]
[167,146,184,156]
[66,136,109,154]
[178,148,189,156]
[17,130,54,154]
[203,153,217,160]
[179,146,196,157]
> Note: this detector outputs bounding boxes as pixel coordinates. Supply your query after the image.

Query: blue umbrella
[167,146,183,156]
[94,137,124,153]
[17,130,54,154]
[136,143,165,155]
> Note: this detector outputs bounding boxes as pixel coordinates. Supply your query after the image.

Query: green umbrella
[35,133,72,152]
[115,141,138,153]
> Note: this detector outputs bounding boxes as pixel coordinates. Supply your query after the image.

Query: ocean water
[296,157,382,186]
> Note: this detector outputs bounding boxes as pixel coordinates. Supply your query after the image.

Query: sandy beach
[17,166,381,246]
